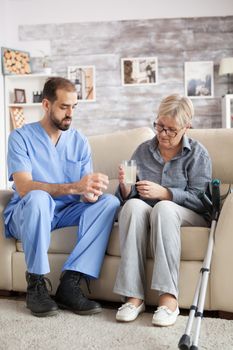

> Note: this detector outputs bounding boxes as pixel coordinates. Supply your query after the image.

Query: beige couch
[1,127,233,313]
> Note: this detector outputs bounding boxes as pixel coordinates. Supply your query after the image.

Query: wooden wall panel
[19,16,233,135]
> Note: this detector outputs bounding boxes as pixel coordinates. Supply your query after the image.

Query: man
[4,77,120,317]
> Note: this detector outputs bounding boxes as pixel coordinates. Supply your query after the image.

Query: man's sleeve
[7,131,32,181]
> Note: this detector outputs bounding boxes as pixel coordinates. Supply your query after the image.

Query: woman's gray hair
[157,94,194,127]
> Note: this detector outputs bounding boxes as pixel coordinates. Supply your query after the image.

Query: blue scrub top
[4,122,93,235]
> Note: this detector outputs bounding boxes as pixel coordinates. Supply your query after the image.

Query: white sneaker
[152,305,179,327]
[116,302,145,322]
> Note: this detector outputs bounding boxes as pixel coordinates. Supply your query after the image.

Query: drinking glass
[121,160,137,185]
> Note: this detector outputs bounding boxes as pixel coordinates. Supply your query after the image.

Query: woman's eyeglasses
[153,122,181,138]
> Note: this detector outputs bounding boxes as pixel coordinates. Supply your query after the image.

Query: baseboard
[218,311,233,320]
[0,290,24,298]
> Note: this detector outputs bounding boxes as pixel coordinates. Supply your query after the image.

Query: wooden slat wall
[19,16,233,135]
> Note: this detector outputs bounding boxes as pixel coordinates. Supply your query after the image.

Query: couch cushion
[16,224,210,261]
[107,225,210,261]
[187,128,233,184]
[16,226,78,254]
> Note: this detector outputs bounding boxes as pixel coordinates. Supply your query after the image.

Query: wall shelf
[5,73,51,79]
[8,103,42,107]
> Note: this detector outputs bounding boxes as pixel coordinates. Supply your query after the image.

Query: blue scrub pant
[8,190,120,278]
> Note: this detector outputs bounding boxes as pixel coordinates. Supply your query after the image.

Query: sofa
[1,126,233,313]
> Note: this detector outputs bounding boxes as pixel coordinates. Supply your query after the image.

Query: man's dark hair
[42,77,76,102]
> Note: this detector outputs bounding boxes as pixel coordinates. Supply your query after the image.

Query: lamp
[219,57,233,94]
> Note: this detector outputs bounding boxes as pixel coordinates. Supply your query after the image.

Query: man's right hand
[78,172,109,199]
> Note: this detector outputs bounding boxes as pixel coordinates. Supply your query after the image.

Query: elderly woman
[113,94,212,327]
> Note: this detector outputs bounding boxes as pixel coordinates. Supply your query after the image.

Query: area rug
[0,299,233,350]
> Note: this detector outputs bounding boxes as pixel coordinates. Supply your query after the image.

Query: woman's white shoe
[152,305,179,327]
[116,302,145,322]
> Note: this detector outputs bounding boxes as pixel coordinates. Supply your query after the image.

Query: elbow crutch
[178,179,221,350]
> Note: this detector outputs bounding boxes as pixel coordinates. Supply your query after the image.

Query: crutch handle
[198,191,212,215]
[212,179,221,219]
[198,179,221,220]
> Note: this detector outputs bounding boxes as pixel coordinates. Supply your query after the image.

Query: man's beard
[50,112,72,131]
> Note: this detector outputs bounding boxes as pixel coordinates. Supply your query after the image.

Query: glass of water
[121,160,137,185]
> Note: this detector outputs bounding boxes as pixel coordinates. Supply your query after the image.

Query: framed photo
[67,66,96,102]
[1,47,31,75]
[121,57,158,86]
[14,89,26,103]
[185,61,214,98]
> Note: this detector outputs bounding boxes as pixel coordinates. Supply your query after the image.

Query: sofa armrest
[211,193,233,312]
[0,190,16,291]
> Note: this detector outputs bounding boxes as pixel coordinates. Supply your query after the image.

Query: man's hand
[79,173,109,202]
[136,180,172,201]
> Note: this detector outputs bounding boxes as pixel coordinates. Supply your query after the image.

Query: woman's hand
[136,180,172,200]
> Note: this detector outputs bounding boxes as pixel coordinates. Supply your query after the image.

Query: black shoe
[55,270,102,315]
[26,271,59,317]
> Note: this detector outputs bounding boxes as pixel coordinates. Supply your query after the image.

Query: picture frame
[14,89,26,103]
[185,61,214,98]
[1,47,31,75]
[67,66,96,102]
[10,107,26,129]
[121,57,158,86]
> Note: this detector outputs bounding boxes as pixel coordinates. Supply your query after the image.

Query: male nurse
[4,77,120,317]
